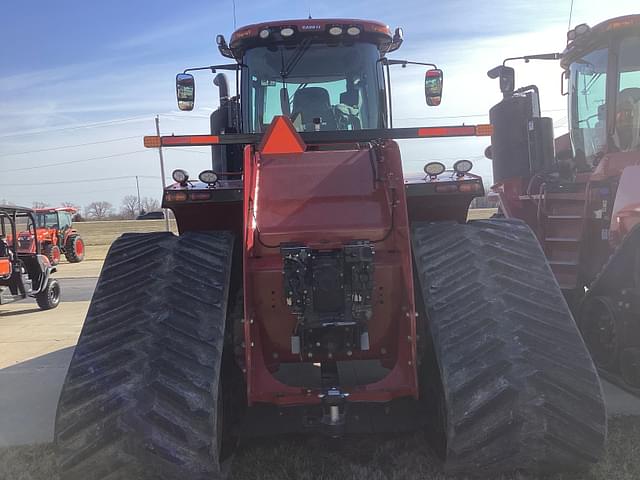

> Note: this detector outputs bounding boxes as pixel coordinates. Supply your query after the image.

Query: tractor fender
[30,257,56,296]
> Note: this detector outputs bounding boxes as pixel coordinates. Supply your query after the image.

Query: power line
[0,115,152,140]
[397,109,566,122]
[0,175,159,187]
[3,150,152,172]
[0,136,140,158]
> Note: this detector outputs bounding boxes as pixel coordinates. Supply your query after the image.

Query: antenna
[307,0,312,19]
[232,0,237,29]
[567,0,575,30]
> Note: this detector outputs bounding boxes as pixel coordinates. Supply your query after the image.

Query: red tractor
[55,18,606,479]
[486,14,640,391]
[17,207,85,265]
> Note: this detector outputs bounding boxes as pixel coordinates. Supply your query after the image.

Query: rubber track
[411,219,606,475]
[55,231,234,480]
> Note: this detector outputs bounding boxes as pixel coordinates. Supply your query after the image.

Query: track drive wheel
[64,234,85,263]
[578,295,622,371]
[411,219,606,475]
[621,348,640,387]
[44,244,61,266]
[35,278,60,310]
[55,231,237,480]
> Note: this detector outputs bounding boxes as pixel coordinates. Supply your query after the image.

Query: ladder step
[545,237,581,243]
[547,215,584,220]
[548,260,580,267]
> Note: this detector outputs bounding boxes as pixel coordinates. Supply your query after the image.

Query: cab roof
[34,207,78,214]
[561,14,640,68]
[0,205,33,214]
[229,18,395,57]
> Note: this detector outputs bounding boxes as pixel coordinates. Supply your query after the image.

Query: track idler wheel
[579,295,622,371]
[621,348,640,387]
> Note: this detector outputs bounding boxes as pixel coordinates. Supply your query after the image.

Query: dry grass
[73,219,177,247]
[71,212,495,251]
[2,417,639,480]
[467,208,497,221]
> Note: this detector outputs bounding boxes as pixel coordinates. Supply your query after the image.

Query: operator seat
[615,88,640,151]
[291,87,337,131]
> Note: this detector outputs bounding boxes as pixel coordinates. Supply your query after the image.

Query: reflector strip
[475,124,494,136]
[417,126,476,137]
[165,191,188,202]
[162,135,220,146]
[143,123,497,148]
[143,136,161,148]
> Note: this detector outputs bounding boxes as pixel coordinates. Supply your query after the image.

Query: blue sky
[0,0,637,209]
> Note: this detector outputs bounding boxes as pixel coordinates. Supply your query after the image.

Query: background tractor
[17,207,85,265]
[486,14,640,391]
[0,205,61,310]
[55,18,606,479]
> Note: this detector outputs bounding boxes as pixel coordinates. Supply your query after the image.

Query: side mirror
[425,69,443,106]
[487,65,515,97]
[176,73,195,111]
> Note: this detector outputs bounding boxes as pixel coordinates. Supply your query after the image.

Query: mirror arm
[502,53,561,66]
[384,58,437,69]
[183,63,243,74]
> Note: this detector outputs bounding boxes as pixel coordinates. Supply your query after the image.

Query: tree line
[1,197,162,221]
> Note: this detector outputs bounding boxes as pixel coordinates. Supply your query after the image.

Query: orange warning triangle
[258,116,306,155]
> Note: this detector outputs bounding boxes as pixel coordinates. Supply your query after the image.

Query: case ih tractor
[486,15,640,391]
[55,18,606,479]
[0,206,61,310]
[18,207,85,265]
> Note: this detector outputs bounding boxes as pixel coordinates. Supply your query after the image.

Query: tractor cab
[175,19,443,173]
[563,17,640,167]
[487,15,640,181]
[0,206,60,310]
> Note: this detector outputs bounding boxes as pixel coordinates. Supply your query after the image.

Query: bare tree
[85,201,113,220]
[32,201,49,209]
[121,195,139,219]
[141,197,160,212]
[61,201,80,210]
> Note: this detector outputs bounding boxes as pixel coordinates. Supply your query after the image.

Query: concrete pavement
[0,300,88,447]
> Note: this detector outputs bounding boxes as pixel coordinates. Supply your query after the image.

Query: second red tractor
[17,207,85,265]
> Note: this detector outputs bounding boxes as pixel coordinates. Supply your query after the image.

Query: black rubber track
[55,231,234,480]
[411,219,607,475]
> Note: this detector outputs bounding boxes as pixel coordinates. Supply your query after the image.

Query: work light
[172,169,189,184]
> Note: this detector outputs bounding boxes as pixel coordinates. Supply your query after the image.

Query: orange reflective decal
[475,124,494,136]
[417,126,476,137]
[0,258,11,277]
[258,116,306,155]
[143,136,161,148]
[163,135,220,146]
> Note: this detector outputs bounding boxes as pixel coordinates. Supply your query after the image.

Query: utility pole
[135,175,142,215]
[155,115,170,231]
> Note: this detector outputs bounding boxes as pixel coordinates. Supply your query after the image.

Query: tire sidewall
[65,235,85,263]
